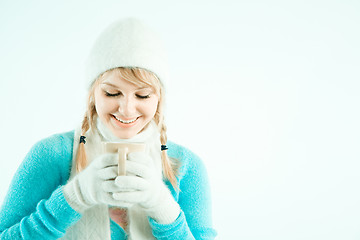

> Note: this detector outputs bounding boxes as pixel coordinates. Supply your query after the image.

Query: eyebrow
[101,82,151,90]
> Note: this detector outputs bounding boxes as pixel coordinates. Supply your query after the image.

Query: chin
[112,130,138,139]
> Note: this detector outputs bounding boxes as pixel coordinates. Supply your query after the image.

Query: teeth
[114,116,137,124]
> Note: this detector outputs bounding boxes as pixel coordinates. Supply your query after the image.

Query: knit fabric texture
[85,18,169,88]
[61,120,173,239]
[0,131,217,239]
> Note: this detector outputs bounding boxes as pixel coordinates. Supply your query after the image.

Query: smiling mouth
[113,115,139,124]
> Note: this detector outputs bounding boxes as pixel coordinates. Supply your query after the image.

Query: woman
[0,18,216,239]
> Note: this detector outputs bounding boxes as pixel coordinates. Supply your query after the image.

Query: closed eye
[105,91,121,97]
[136,94,150,99]
[104,90,150,98]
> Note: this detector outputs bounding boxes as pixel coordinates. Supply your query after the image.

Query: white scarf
[61,119,162,240]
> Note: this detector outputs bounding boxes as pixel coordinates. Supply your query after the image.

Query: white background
[1,0,360,239]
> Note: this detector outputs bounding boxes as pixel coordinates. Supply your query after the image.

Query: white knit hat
[85,18,169,87]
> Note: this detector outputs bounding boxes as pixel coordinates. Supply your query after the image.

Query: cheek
[94,92,103,114]
[95,101,104,116]
[144,98,159,117]
[94,92,113,116]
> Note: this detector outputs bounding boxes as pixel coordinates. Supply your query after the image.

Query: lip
[111,115,140,128]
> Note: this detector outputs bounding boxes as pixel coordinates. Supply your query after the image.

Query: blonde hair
[76,67,179,188]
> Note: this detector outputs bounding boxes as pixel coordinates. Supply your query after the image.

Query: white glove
[63,153,131,213]
[111,152,180,224]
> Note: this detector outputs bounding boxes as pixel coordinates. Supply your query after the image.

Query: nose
[118,96,136,116]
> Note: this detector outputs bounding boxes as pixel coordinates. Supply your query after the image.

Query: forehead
[100,69,151,88]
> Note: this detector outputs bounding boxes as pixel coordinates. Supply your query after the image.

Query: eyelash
[136,94,150,99]
[104,91,150,99]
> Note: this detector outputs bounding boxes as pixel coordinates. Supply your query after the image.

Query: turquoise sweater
[0,131,217,239]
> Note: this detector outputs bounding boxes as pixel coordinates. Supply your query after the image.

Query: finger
[128,152,152,165]
[115,176,149,191]
[125,160,152,179]
[101,192,134,208]
[97,153,118,168]
[98,166,118,180]
[112,191,147,204]
[102,180,121,193]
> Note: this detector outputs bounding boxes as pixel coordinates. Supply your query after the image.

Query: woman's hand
[110,152,180,224]
[63,153,131,213]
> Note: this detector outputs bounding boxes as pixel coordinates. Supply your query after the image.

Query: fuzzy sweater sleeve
[149,142,217,239]
[0,131,81,239]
